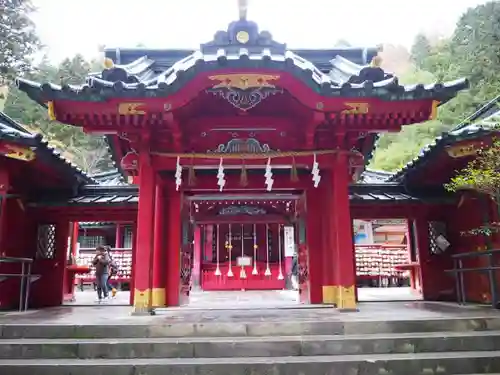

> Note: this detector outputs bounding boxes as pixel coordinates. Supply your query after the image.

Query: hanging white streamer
[217,158,226,192]
[175,157,183,191]
[264,223,271,276]
[311,153,321,188]
[264,158,274,191]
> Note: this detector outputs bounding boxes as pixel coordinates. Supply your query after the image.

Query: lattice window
[78,235,105,248]
[428,221,450,255]
[36,224,56,259]
[123,226,133,248]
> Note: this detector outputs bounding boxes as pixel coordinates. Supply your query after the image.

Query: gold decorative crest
[446,142,483,158]
[341,102,370,115]
[208,74,280,90]
[118,102,146,115]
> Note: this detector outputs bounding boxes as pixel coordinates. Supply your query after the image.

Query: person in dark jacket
[105,246,118,298]
[92,245,110,302]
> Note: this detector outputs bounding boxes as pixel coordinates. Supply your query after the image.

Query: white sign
[284,226,295,257]
[237,256,252,266]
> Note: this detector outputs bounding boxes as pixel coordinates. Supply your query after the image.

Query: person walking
[105,246,118,298]
[92,245,110,302]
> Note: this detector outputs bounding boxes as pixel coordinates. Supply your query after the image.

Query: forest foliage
[371,1,500,171]
[1,1,500,173]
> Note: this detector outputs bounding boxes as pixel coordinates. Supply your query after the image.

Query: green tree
[3,55,112,174]
[410,33,431,69]
[0,0,40,81]
[445,137,500,236]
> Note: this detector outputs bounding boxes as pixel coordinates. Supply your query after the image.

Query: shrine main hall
[2,12,498,314]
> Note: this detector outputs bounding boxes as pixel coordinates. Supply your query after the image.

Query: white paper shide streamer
[311,153,321,188]
[264,158,274,191]
[175,157,183,191]
[217,158,226,192]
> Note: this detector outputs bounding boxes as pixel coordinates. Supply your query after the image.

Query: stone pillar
[152,183,167,307]
[132,152,156,314]
[332,153,357,311]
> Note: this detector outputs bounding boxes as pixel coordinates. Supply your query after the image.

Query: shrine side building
[0,17,497,312]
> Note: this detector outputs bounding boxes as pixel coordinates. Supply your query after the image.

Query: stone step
[1,331,500,359]
[1,351,500,375]
[2,317,500,338]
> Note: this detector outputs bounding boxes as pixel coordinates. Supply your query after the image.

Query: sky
[31,0,487,63]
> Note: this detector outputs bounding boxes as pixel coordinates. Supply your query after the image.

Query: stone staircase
[1,314,500,374]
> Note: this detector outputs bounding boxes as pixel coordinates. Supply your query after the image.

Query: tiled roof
[0,112,94,184]
[359,169,393,183]
[389,100,500,183]
[90,169,127,186]
[34,183,448,207]
[16,19,467,104]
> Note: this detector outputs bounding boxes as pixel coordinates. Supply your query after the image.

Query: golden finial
[238,0,248,20]
[370,55,382,68]
[103,57,114,69]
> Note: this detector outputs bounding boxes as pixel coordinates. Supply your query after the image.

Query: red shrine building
[3,15,498,312]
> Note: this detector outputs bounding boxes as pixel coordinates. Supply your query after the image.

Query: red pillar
[129,224,137,306]
[115,224,123,248]
[152,184,167,306]
[305,186,323,304]
[132,152,156,313]
[192,225,202,289]
[321,174,336,304]
[332,153,357,310]
[166,183,182,306]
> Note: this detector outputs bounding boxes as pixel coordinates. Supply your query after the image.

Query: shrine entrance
[184,193,307,308]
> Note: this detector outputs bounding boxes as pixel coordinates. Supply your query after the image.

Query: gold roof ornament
[370,55,383,68]
[103,57,114,69]
[238,0,248,20]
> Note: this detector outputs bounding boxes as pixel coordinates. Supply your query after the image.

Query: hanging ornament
[175,157,183,191]
[264,157,274,192]
[252,223,258,275]
[290,156,299,182]
[311,153,321,188]
[227,224,234,277]
[264,223,271,276]
[214,224,221,276]
[277,224,284,280]
[239,224,247,279]
[217,158,226,192]
[240,159,248,187]
[187,157,196,186]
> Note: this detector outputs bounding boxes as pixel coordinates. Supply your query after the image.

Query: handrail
[446,251,500,309]
[0,256,34,311]
[451,249,500,259]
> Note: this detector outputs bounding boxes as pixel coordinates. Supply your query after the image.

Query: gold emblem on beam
[118,102,146,115]
[341,102,370,115]
[446,142,483,158]
[3,145,35,162]
[209,74,280,90]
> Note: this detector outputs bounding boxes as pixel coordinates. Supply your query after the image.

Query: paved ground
[66,287,422,307]
[0,292,498,325]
